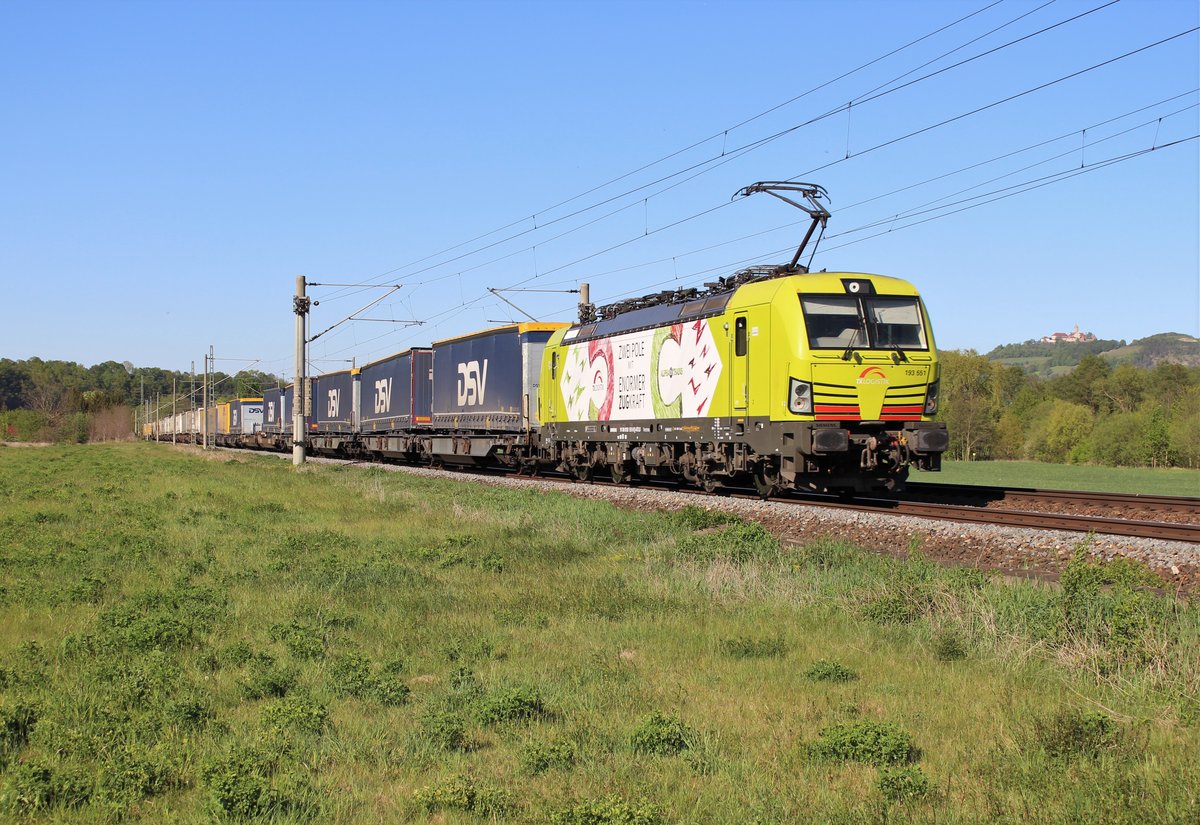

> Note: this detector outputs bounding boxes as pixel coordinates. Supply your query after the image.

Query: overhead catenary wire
[327,82,1197,364]
[290,20,1197,365]
[315,0,1106,307]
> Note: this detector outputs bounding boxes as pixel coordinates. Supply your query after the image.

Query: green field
[1,443,1197,823]
[924,459,1200,497]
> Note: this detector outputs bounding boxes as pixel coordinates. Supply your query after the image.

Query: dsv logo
[327,389,341,417]
[266,401,275,423]
[457,359,489,406]
[374,378,392,414]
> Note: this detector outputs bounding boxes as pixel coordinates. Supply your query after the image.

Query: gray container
[310,370,356,434]
[229,399,264,435]
[263,388,289,434]
[359,348,433,432]
[431,324,563,431]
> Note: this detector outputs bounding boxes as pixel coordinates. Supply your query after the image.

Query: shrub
[261,694,328,737]
[412,775,511,817]
[368,674,411,706]
[68,575,106,605]
[477,686,548,725]
[877,765,933,802]
[804,660,858,683]
[1,701,39,760]
[798,538,859,569]
[329,652,373,697]
[630,712,693,756]
[271,623,326,660]
[672,505,741,531]
[520,740,576,774]
[932,628,968,662]
[550,795,665,825]
[1,761,54,815]
[675,521,781,565]
[718,635,787,659]
[419,710,469,752]
[862,593,924,625]
[203,744,318,820]
[808,721,916,765]
[239,663,298,700]
[93,746,172,812]
[1037,708,1120,759]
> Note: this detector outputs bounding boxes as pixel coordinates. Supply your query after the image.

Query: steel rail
[905,482,1200,514]
[808,497,1200,543]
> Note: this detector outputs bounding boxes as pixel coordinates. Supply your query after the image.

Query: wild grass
[932,458,1200,496]
[0,442,1196,823]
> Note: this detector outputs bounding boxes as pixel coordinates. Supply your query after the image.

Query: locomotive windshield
[800,295,927,351]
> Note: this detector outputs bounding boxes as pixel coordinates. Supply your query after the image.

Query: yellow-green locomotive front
[757,271,948,492]
[539,270,947,494]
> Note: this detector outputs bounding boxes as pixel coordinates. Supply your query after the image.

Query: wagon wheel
[700,475,722,494]
[752,465,780,500]
[610,461,630,485]
[573,462,593,483]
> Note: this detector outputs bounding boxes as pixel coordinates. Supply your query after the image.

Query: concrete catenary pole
[202,350,209,450]
[293,276,308,466]
[172,377,177,445]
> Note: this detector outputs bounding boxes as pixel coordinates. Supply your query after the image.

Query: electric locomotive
[539,267,946,495]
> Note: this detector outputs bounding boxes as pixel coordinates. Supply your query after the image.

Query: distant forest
[938,351,1200,468]
[0,358,282,443]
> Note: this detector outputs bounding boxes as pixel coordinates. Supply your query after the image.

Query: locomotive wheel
[610,461,630,484]
[752,467,779,499]
[574,463,593,482]
[700,476,722,494]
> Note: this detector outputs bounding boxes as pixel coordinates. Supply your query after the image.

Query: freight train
[148,266,948,495]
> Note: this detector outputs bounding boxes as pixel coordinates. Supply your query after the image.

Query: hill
[985,332,1199,376]
[1099,332,1200,368]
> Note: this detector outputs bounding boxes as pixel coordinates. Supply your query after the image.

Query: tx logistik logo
[856,367,889,386]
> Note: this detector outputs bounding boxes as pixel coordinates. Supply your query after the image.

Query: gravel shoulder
[274,450,1200,595]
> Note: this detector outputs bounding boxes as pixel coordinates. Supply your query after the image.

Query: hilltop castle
[1040,324,1096,344]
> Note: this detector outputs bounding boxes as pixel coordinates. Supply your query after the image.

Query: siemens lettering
[457,360,488,406]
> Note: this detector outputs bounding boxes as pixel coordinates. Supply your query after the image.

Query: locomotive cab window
[867,298,927,349]
[800,294,928,351]
[801,297,863,349]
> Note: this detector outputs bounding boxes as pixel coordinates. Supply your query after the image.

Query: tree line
[0,358,283,443]
[937,351,1199,468]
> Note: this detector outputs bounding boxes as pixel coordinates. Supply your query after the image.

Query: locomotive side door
[732,313,749,412]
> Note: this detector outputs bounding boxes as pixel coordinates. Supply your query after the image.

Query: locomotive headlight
[789,378,813,414]
[924,381,939,415]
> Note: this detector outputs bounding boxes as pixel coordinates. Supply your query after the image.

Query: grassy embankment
[927,459,1200,497]
[0,443,1197,823]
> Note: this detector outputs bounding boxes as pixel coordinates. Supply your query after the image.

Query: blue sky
[1,0,1196,377]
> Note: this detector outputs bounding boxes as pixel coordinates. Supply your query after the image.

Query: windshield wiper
[841,325,863,361]
[889,341,908,363]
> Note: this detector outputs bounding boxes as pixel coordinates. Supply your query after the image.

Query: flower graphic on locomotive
[560,319,723,421]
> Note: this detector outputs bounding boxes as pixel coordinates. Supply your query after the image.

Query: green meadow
[926,459,1200,497]
[0,443,1197,823]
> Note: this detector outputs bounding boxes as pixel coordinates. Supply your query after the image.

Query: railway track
[802,493,1200,543]
[211,445,1200,544]
[905,482,1199,516]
